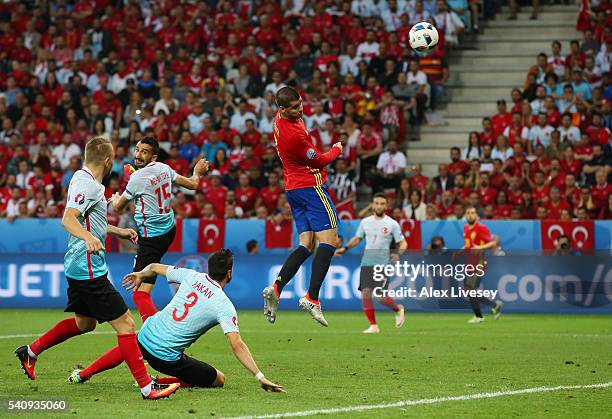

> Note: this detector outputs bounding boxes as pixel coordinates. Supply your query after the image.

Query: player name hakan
[419,287,498,299]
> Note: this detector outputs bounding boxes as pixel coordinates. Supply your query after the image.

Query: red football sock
[29,318,83,356]
[378,296,399,312]
[155,376,193,388]
[133,291,158,322]
[362,295,377,325]
[117,333,151,389]
[79,346,124,380]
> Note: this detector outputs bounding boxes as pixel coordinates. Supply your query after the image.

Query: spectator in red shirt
[234,173,258,214]
[438,190,456,219]
[563,173,581,207]
[237,145,262,172]
[585,112,611,145]
[493,190,512,219]
[544,96,561,127]
[408,163,429,193]
[166,145,190,176]
[560,146,581,178]
[591,168,611,209]
[546,185,571,219]
[212,148,231,176]
[530,143,551,174]
[448,146,469,175]
[451,173,472,205]
[507,177,524,206]
[599,194,612,219]
[256,172,282,213]
[479,117,495,146]
[491,99,512,137]
[477,172,497,206]
[205,171,228,218]
[565,40,585,79]
[356,122,383,176]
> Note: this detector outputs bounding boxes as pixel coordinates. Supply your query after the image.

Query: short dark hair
[207,249,234,282]
[246,240,258,253]
[275,86,300,108]
[138,136,159,155]
[373,192,387,201]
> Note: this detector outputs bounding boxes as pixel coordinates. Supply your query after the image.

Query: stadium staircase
[407,4,581,177]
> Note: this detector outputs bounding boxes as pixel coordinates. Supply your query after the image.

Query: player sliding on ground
[263,86,343,327]
[15,137,179,400]
[463,206,503,323]
[336,193,406,333]
[67,249,285,393]
[109,136,209,321]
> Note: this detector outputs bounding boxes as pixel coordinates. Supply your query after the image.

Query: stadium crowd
[428,0,612,222]
[0,0,609,227]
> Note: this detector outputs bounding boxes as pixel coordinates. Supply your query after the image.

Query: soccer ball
[409,22,439,55]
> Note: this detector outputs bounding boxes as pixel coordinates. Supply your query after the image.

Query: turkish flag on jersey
[540,220,594,250]
[336,199,356,220]
[265,219,293,248]
[197,219,226,253]
[168,218,183,252]
[398,218,422,250]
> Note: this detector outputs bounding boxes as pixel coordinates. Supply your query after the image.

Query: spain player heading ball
[263,86,343,327]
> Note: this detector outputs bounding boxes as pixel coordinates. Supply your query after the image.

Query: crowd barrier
[1,253,610,313]
[0,219,611,254]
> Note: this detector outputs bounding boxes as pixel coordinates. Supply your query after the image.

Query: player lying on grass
[67,249,285,393]
[15,136,179,400]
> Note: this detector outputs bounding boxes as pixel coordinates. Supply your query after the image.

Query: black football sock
[469,297,482,318]
[479,297,497,307]
[274,245,312,295]
[307,243,336,301]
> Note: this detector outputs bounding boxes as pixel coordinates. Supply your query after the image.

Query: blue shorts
[286,186,338,234]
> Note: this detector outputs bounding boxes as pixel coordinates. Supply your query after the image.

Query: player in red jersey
[463,207,503,323]
[262,86,343,327]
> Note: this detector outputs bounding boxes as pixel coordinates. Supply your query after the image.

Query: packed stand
[421,4,611,222]
[0,0,486,227]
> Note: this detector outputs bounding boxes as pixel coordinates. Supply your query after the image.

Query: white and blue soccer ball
[409,22,439,55]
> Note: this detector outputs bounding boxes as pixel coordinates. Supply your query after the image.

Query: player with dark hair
[262,86,343,327]
[109,136,209,319]
[67,249,285,393]
[336,193,407,333]
[463,206,503,323]
[15,137,179,399]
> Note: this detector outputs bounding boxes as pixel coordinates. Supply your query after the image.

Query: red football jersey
[273,113,341,190]
[463,221,492,249]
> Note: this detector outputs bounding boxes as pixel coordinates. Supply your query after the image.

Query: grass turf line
[0,309,610,418]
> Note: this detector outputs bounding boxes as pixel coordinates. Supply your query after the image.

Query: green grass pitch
[1,309,611,418]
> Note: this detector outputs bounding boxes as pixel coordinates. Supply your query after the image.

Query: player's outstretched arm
[336,236,362,256]
[296,139,343,170]
[123,263,169,291]
[175,158,210,190]
[107,225,138,244]
[226,332,286,393]
[62,207,104,254]
[108,192,129,211]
